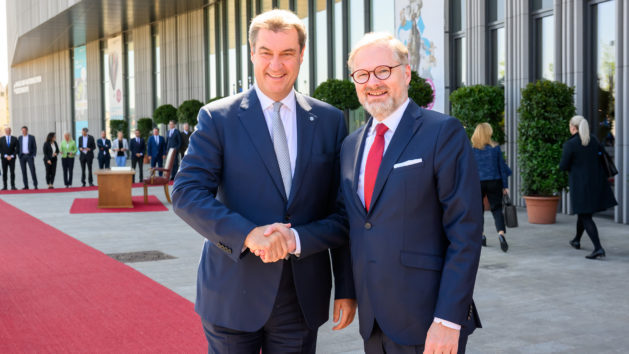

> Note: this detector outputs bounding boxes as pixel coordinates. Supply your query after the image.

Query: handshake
[244,223,296,263]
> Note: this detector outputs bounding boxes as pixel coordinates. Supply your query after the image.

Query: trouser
[19,155,37,188]
[170,155,179,180]
[115,156,127,167]
[480,179,506,233]
[150,157,163,176]
[132,156,143,182]
[98,155,110,169]
[61,157,74,186]
[201,261,317,354]
[2,158,16,188]
[575,213,603,250]
[365,321,468,354]
[45,158,57,185]
[80,155,93,185]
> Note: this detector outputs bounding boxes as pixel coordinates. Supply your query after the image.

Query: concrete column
[467,0,487,85]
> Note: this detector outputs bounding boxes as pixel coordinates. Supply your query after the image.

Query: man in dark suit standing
[179,122,191,159]
[147,128,166,176]
[129,129,146,183]
[17,126,37,190]
[1,127,18,190]
[78,128,96,187]
[340,33,482,353]
[172,9,356,353]
[96,130,111,169]
[165,120,181,180]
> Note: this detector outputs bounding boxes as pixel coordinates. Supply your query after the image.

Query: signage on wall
[395,0,445,113]
[108,36,124,120]
[13,76,42,95]
[74,45,88,139]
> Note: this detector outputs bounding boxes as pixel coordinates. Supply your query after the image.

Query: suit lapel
[368,101,424,214]
[238,88,288,201]
[351,119,372,217]
[288,93,317,207]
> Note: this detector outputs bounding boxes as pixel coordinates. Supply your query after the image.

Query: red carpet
[0,181,174,195]
[69,195,169,214]
[0,199,206,353]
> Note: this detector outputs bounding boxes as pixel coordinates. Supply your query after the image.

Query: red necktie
[364,123,388,212]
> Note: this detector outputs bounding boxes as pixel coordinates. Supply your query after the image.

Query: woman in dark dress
[43,132,59,189]
[472,123,512,252]
[559,116,617,259]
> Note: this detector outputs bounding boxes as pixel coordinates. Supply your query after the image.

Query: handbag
[503,194,518,228]
[599,149,618,177]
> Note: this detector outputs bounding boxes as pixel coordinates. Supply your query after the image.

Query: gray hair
[249,9,307,52]
[570,115,590,146]
[347,32,409,72]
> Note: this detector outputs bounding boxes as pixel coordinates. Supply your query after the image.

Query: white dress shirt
[21,135,29,154]
[356,98,461,331]
[254,84,301,256]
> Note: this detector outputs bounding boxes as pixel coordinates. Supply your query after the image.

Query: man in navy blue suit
[147,128,166,176]
[96,130,111,170]
[129,129,146,183]
[173,9,356,354]
[340,33,482,353]
[17,126,37,190]
[165,120,181,180]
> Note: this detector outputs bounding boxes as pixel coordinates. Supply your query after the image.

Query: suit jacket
[147,135,166,160]
[180,130,190,157]
[43,141,59,162]
[78,135,96,159]
[172,88,354,332]
[0,135,18,159]
[339,100,483,345]
[17,134,37,158]
[96,138,111,159]
[559,134,617,214]
[166,128,181,152]
[129,137,146,158]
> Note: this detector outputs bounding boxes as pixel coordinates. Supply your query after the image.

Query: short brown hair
[249,9,307,52]
[347,32,409,72]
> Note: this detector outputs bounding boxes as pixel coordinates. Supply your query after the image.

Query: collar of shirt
[254,84,297,114]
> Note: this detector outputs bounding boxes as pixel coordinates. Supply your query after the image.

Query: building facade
[6,0,628,223]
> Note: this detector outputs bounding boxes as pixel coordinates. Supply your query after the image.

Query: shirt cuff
[434,317,461,331]
[291,228,301,257]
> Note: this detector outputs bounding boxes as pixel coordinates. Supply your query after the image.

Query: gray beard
[360,95,397,120]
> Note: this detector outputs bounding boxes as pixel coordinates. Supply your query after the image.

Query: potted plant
[312,79,361,130]
[517,80,573,224]
[109,120,128,139]
[177,99,204,128]
[153,104,178,131]
[408,71,434,109]
[450,84,505,210]
[137,117,153,163]
[450,84,505,144]
[207,96,223,104]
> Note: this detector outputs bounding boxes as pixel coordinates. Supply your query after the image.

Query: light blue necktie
[271,102,291,197]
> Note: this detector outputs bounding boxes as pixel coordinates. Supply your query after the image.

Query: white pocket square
[393,158,423,169]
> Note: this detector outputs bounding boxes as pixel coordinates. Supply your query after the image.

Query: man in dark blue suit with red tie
[340,33,483,353]
[172,9,356,354]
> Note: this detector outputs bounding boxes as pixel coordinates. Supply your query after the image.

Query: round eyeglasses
[350,64,403,84]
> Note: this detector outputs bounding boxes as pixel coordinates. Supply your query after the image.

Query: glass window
[454,37,466,88]
[591,0,616,148]
[535,15,554,80]
[350,0,365,50]
[240,0,249,93]
[489,27,506,86]
[334,0,344,79]
[126,33,136,136]
[488,0,505,23]
[532,0,553,11]
[372,0,395,33]
[452,0,466,33]
[279,0,290,9]
[262,0,273,12]
[102,41,111,137]
[315,0,328,86]
[73,45,88,139]
[228,0,238,95]
[208,4,218,99]
[296,1,310,94]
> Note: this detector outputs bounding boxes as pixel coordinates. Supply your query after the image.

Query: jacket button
[364,222,372,230]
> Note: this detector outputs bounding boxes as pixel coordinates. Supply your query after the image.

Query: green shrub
[177,99,204,127]
[137,118,153,140]
[153,104,178,125]
[109,120,128,139]
[408,71,434,108]
[450,85,505,144]
[312,79,361,111]
[517,80,574,196]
